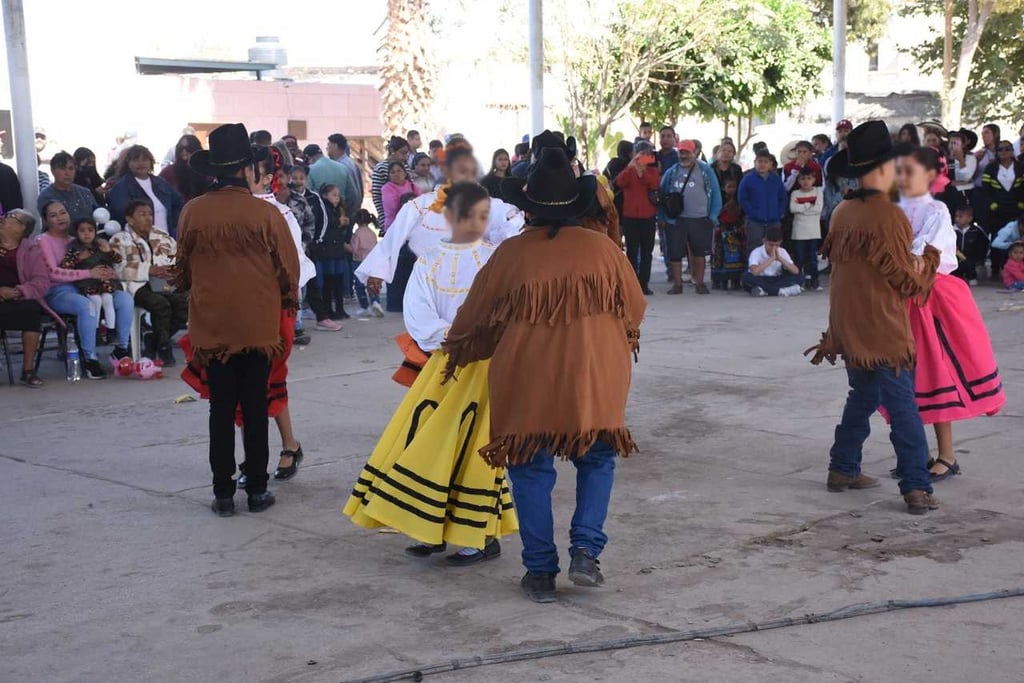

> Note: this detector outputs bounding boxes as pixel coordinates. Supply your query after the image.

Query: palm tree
[379,0,436,137]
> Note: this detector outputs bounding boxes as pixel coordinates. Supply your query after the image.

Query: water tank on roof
[248,36,287,67]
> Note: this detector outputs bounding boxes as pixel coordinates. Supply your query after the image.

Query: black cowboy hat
[501,147,596,221]
[949,127,979,151]
[828,120,912,179]
[189,123,255,176]
[529,129,578,161]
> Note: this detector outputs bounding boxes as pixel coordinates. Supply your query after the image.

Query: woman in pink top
[381,161,420,230]
[37,200,134,379]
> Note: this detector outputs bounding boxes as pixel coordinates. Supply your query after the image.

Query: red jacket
[614,165,660,219]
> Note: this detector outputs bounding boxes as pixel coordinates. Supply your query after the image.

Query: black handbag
[659,165,695,219]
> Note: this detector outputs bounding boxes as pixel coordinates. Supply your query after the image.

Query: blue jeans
[351,261,380,309]
[792,239,820,282]
[829,367,933,495]
[1008,281,1024,291]
[507,440,616,574]
[46,284,132,360]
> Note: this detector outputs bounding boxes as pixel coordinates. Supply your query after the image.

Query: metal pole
[2,0,38,212]
[528,0,544,136]
[832,0,847,130]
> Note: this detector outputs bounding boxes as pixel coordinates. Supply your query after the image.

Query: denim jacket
[657,159,723,226]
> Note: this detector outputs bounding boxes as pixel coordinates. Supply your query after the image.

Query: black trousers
[133,285,188,347]
[386,244,417,313]
[207,351,271,498]
[622,217,657,289]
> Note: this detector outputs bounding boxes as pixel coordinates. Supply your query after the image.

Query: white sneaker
[371,302,385,318]
[968,279,978,287]
[353,308,370,319]
[779,285,802,297]
[315,319,343,332]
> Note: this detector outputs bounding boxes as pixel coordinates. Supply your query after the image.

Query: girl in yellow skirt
[343,182,518,566]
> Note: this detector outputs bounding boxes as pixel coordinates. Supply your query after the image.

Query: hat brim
[958,129,979,151]
[189,149,254,177]
[827,142,914,179]
[500,175,598,221]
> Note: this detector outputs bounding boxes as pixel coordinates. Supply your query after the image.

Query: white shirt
[136,176,168,230]
[403,240,496,352]
[256,193,317,288]
[899,194,958,275]
[748,245,793,277]
[355,190,523,284]
[788,187,823,241]
[952,154,977,192]
[997,163,1016,192]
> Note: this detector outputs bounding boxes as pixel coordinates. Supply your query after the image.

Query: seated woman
[36,200,134,380]
[107,145,186,238]
[110,198,187,366]
[0,209,55,387]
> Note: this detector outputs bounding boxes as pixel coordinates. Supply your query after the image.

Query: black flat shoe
[930,458,962,482]
[568,547,604,587]
[446,539,502,567]
[405,542,447,558]
[274,445,304,481]
[211,498,235,517]
[247,491,276,513]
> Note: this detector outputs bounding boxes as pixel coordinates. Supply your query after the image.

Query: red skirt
[179,311,295,426]
[907,274,1004,424]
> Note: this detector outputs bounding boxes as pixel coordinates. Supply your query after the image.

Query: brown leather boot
[903,490,939,515]
[826,470,881,492]
[667,262,683,294]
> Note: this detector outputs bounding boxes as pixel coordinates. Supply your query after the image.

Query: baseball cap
[677,140,696,153]
[836,119,854,131]
[302,144,322,157]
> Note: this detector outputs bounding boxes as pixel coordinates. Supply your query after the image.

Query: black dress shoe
[211,498,235,517]
[274,445,304,481]
[521,572,558,603]
[247,491,276,512]
[405,542,447,558]
[568,547,604,587]
[445,539,502,567]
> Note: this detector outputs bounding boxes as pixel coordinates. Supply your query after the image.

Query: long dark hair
[489,148,511,176]
[897,124,920,146]
[172,135,208,200]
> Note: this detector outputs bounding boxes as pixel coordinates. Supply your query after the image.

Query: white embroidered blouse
[898,193,958,275]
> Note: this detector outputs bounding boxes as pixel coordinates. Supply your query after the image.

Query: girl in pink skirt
[894,147,1005,481]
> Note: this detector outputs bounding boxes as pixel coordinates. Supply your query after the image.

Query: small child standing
[742,225,803,297]
[348,209,385,318]
[1002,241,1024,291]
[789,168,824,290]
[951,204,989,285]
[711,178,746,290]
[315,184,352,321]
[61,219,122,328]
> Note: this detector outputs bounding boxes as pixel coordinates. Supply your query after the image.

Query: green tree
[556,0,716,165]
[633,0,829,152]
[903,0,1024,125]
[808,0,893,43]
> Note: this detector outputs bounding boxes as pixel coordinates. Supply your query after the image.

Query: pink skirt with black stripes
[908,274,1004,424]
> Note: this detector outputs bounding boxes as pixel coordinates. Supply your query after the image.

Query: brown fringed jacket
[173,185,299,365]
[443,225,647,467]
[807,191,938,371]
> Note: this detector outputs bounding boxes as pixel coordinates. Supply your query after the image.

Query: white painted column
[528,0,544,136]
[2,0,38,211]
[832,0,847,129]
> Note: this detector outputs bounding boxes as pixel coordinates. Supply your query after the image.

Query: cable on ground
[343,587,1024,682]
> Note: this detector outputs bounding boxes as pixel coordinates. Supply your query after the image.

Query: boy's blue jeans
[829,367,933,495]
[792,239,820,281]
[507,440,616,574]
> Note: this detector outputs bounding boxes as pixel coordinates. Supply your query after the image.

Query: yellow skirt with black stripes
[343,353,518,549]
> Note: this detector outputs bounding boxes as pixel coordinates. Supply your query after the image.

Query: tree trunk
[947,0,996,128]
[940,0,953,122]
[379,0,435,137]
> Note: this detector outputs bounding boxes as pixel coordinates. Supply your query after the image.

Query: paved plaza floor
[2,283,1023,682]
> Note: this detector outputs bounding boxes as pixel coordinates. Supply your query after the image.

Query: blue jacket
[992,220,1021,250]
[107,173,185,237]
[738,171,788,223]
[657,159,722,225]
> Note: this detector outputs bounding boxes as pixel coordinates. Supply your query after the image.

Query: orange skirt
[179,310,295,425]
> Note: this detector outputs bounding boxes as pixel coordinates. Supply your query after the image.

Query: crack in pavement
[708,637,859,682]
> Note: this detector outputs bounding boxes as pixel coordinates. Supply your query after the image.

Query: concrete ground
[2,282,1023,683]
